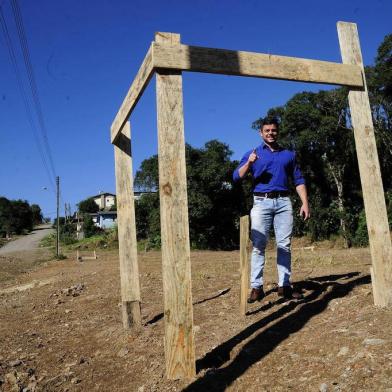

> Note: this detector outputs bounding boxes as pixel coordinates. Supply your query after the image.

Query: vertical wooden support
[155,32,196,379]
[240,216,250,316]
[338,22,392,306]
[114,122,142,329]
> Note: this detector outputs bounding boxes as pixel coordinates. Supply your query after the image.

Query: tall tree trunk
[326,161,351,248]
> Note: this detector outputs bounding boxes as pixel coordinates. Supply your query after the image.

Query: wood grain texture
[114,122,142,328]
[111,31,364,145]
[156,33,195,380]
[152,42,364,87]
[111,45,154,144]
[240,216,250,316]
[122,301,141,330]
[338,21,392,307]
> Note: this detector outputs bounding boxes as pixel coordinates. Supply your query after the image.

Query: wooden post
[156,32,196,379]
[240,216,250,316]
[338,22,392,306]
[114,121,142,329]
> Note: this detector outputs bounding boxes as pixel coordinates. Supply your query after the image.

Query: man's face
[260,123,279,144]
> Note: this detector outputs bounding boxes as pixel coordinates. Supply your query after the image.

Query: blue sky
[0,0,391,218]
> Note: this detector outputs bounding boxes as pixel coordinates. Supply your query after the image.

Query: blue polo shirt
[233,143,305,192]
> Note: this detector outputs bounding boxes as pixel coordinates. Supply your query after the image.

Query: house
[92,192,116,211]
[90,211,117,229]
[134,190,156,201]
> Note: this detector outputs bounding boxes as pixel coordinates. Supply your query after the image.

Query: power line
[10,0,57,180]
[0,4,56,193]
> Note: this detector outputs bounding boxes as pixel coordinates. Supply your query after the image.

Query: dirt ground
[0,241,392,392]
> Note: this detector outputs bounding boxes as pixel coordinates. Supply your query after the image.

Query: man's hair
[260,116,280,128]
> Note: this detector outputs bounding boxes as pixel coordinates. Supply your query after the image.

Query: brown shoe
[277,286,303,300]
[247,287,265,303]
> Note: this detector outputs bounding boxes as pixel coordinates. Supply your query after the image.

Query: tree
[134,140,247,250]
[10,199,33,234]
[78,197,99,213]
[83,215,101,238]
[31,204,43,225]
[0,197,13,237]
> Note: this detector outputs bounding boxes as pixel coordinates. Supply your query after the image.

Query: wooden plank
[114,121,142,328]
[370,267,383,306]
[338,21,392,307]
[152,42,364,87]
[156,32,196,379]
[111,45,154,145]
[240,215,250,316]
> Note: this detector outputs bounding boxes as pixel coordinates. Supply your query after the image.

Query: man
[233,117,310,302]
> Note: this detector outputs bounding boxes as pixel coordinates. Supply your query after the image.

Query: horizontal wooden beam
[111,45,154,144]
[152,43,364,88]
[111,38,365,145]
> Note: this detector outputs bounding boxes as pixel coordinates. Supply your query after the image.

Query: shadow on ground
[146,288,232,326]
[182,271,369,391]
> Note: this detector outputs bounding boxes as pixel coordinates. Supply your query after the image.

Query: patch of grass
[40,233,56,248]
[65,227,119,251]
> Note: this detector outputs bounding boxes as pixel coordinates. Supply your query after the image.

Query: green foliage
[135,192,161,249]
[52,217,65,228]
[0,197,39,236]
[0,197,13,236]
[353,210,369,247]
[374,34,392,101]
[135,140,248,250]
[78,197,99,213]
[31,204,43,225]
[60,221,77,245]
[83,215,101,238]
[40,232,56,248]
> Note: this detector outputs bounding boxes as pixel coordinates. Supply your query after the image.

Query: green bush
[83,215,102,238]
[353,210,369,247]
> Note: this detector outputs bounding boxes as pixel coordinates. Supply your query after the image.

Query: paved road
[0,224,54,255]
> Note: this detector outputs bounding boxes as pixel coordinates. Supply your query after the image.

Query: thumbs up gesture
[247,149,259,165]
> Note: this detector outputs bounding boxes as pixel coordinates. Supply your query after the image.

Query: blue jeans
[250,196,293,288]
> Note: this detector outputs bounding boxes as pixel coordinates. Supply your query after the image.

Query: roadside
[0,225,54,255]
[0,224,55,284]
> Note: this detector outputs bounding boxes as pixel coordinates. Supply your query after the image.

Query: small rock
[117,348,129,358]
[193,325,200,333]
[65,309,72,314]
[319,383,328,392]
[138,387,145,392]
[5,371,18,385]
[9,359,22,367]
[337,347,349,357]
[71,377,81,384]
[362,338,386,346]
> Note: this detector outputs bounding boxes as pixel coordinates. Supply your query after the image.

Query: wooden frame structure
[76,250,97,262]
[111,23,392,379]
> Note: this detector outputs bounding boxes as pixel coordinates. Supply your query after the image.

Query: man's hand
[238,149,259,178]
[247,149,258,165]
[299,204,310,220]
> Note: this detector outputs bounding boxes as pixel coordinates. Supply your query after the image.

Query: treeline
[135,34,392,250]
[0,197,43,237]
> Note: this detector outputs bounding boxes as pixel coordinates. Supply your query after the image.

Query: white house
[92,192,116,210]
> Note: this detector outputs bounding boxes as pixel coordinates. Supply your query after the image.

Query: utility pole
[56,176,60,257]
